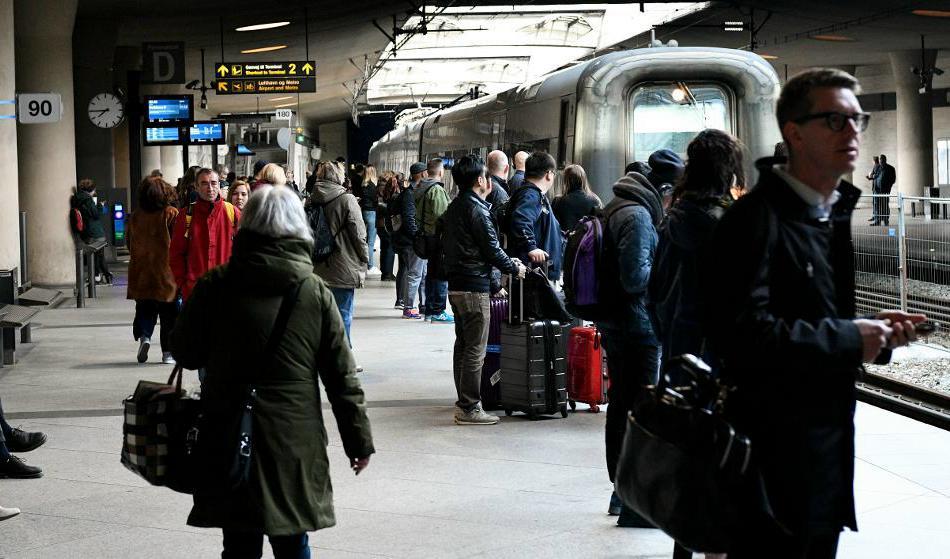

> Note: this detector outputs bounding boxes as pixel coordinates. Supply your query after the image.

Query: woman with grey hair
[172,185,374,559]
[307,161,368,346]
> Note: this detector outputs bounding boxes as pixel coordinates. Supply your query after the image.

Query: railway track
[857,370,950,431]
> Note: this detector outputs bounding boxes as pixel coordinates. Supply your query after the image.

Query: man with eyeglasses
[704,69,926,557]
[507,152,563,280]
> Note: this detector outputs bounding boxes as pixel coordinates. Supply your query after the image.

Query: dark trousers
[424,275,448,316]
[133,300,179,353]
[729,515,840,559]
[379,229,395,278]
[221,530,310,559]
[395,246,409,304]
[600,330,660,483]
[872,193,890,225]
[0,396,12,444]
[448,291,490,411]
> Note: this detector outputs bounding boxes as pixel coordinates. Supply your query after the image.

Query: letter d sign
[142,42,185,84]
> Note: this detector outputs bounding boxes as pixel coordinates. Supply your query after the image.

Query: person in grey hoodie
[309,161,368,344]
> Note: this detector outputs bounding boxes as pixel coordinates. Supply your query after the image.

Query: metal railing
[852,192,950,336]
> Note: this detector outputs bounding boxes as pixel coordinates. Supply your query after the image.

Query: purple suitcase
[481,297,508,410]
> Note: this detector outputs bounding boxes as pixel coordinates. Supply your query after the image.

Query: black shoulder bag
[194,279,305,496]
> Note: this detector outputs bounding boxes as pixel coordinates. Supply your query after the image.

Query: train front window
[628,83,732,164]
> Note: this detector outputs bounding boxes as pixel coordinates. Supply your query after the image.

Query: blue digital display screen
[145,126,180,144]
[236,144,255,155]
[188,121,224,144]
[146,96,193,122]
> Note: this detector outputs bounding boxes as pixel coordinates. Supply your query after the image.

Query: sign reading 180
[215,61,316,95]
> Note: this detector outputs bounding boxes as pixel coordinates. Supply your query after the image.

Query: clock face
[87,93,124,128]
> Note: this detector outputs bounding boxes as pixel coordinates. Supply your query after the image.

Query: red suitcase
[566,325,607,412]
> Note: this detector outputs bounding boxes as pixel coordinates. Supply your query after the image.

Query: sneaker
[402,308,422,319]
[161,352,176,365]
[0,456,43,479]
[366,267,382,278]
[429,311,454,324]
[454,404,499,425]
[137,337,151,363]
[356,365,364,373]
[6,429,47,453]
[0,506,20,521]
[608,492,623,516]
[394,300,405,310]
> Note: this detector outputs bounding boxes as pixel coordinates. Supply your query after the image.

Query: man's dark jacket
[705,163,869,537]
[488,175,510,208]
[441,189,516,293]
[878,163,896,194]
[388,184,417,250]
[508,181,562,279]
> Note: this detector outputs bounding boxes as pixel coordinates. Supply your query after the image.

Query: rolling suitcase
[480,297,508,410]
[498,275,568,420]
[566,325,608,412]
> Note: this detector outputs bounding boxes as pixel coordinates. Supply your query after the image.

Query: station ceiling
[75,1,950,125]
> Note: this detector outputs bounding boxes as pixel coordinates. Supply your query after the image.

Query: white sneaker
[137,338,151,363]
[161,352,176,365]
[366,267,382,278]
[0,506,20,521]
[454,404,500,425]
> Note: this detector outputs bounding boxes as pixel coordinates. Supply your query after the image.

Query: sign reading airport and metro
[214,61,316,95]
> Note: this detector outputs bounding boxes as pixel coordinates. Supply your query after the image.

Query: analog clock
[87,93,125,128]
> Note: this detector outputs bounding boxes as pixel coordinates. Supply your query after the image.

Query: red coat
[169,199,240,300]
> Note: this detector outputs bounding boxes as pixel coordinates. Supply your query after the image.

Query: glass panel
[938,139,949,186]
[628,83,732,164]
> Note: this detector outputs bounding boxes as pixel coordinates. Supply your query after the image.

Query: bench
[18,287,64,308]
[0,304,40,366]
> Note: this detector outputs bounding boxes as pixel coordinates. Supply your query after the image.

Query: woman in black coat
[552,164,602,234]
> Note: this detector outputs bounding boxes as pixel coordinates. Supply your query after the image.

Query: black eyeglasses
[793,111,871,132]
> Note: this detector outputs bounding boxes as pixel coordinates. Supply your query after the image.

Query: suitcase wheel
[504,409,512,417]
[568,400,577,411]
[560,404,568,418]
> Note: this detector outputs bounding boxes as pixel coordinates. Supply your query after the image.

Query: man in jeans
[441,155,526,425]
[400,163,426,318]
[415,159,452,323]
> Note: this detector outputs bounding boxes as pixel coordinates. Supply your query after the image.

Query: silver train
[369,46,783,200]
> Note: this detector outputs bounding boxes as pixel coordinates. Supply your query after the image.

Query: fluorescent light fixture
[240,45,288,54]
[671,87,686,102]
[270,96,294,102]
[273,102,297,108]
[912,9,950,17]
[760,54,779,60]
[236,21,290,32]
[810,34,855,42]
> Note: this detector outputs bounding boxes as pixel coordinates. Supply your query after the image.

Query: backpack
[308,193,347,264]
[70,207,85,234]
[562,201,636,321]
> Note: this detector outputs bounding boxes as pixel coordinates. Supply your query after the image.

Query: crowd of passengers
[0,68,929,559]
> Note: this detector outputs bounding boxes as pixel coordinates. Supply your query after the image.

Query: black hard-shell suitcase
[498,275,568,419]
[480,297,508,410]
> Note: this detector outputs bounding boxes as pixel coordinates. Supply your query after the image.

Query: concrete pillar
[161,145,184,185]
[0,0,21,272]
[15,0,78,285]
[73,18,117,191]
[142,147,161,178]
[889,49,937,196]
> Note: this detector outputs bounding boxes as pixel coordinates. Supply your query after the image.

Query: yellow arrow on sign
[217,81,229,92]
[302,63,314,75]
[217,64,229,77]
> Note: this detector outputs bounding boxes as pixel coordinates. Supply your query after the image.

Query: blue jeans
[424,275,448,316]
[222,530,310,559]
[330,287,355,346]
[404,254,426,310]
[362,210,377,268]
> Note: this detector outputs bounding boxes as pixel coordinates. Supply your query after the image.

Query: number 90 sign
[17,93,62,124]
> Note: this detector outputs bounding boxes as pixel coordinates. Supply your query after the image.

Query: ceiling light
[810,34,855,42]
[671,87,686,102]
[235,21,291,32]
[273,102,296,108]
[759,54,779,60]
[270,96,293,102]
[240,45,288,54]
[912,9,950,18]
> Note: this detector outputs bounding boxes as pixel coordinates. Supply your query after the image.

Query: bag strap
[261,279,306,367]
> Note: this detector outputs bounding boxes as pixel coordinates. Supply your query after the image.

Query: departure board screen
[145,95,194,123]
[188,121,225,144]
[144,125,182,145]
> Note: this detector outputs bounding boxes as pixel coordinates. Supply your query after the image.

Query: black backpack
[308,193,347,264]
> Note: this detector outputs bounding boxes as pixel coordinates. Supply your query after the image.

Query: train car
[369,46,782,200]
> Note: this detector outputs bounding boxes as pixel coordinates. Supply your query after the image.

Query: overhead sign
[142,42,186,84]
[16,93,62,124]
[275,109,293,120]
[215,60,316,95]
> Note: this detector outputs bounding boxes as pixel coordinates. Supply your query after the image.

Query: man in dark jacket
[486,150,510,207]
[509,151,528,190]
[70,178,112,283]
[392,163,422,314]
[442,155,526,425]
[706,68,924,558]
[872,153,896,225]
[593,170,665,527]
[507,152,562,280]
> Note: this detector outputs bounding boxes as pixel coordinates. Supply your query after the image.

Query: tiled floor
[1,270,948,558]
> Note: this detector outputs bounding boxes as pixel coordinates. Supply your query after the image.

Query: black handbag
[192,279,304,496]
[614,354,751,554]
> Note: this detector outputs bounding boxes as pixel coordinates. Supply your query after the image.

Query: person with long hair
[128,176,180,364]
[376,174,399,282]
[359,164,380,273]
[552,164,602,233]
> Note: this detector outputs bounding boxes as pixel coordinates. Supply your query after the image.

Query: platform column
[14,0,79,285]
[161,145,185,187]
[0,0,21,272]
[889,49,937,197]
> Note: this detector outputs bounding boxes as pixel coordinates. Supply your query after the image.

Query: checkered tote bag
[121,365,199,493]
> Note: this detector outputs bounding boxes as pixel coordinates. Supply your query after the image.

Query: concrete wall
[318,120,348,162]
[0,0,20,272]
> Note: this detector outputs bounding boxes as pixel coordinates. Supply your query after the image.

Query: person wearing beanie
[592,169,664,528]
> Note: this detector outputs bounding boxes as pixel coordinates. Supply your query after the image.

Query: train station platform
[1,269,949,558]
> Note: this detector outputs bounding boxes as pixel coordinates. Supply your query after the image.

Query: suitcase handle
[594,329,601,351]
[507,268,524,325]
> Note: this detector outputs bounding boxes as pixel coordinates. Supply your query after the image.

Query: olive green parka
[172,230,374,535]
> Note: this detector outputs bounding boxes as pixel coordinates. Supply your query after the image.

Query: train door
[626,82,734,165]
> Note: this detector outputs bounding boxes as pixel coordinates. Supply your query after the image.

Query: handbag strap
[260,278,306,370]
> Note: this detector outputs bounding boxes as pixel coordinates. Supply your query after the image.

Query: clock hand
[90,108,110,115]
